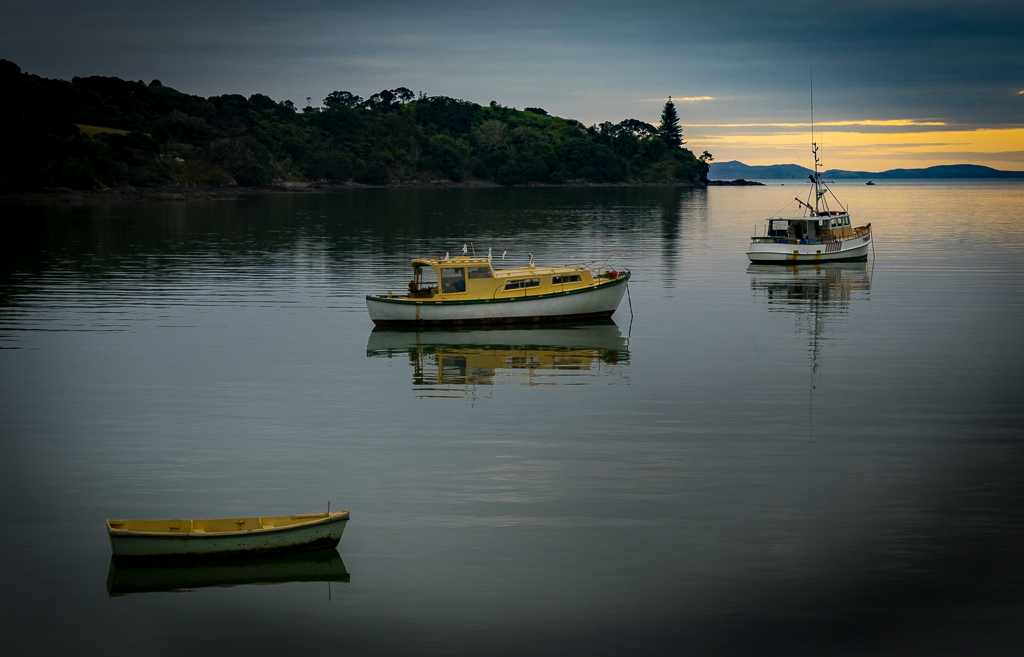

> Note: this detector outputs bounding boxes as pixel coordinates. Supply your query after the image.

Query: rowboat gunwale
[106,511,349,539]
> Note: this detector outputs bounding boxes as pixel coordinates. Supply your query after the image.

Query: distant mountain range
[709,161,1024,180]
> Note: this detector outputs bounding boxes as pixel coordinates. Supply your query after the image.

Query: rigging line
[810,67,814,155]
[769,196,797,219]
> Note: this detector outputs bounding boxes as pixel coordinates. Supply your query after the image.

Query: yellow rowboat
[366,255,630,325]
[106,511,349,559]
[106,548,349,595]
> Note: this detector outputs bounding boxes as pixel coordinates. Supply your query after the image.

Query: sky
[3,0,1022,171]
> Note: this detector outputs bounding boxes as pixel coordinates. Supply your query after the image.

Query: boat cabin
[765,212,855,245]
[404,256,597,301]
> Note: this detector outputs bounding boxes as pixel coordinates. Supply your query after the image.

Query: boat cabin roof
[409,256,581,278]
[773,211,849,223]
[411,256,491,268]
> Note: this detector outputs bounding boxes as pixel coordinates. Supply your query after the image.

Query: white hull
[747,231,871,263]
[366,276,628,325]
[109,515,348,558]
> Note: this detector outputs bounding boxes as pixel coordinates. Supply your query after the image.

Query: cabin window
[441,267,466,293]
[552,275,581,284]
[467,266,493,279]
[504,278,540,291]
[769,220,789,237]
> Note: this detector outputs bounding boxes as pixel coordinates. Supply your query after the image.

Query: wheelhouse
[403,256,600,301]
[763,212,855,245]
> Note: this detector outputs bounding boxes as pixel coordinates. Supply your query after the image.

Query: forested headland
[0,60,711,192]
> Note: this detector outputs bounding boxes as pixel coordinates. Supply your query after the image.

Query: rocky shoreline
[706,179,764,186]
[1,179,707,205]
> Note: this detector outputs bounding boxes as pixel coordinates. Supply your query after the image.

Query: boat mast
[810,71,826,215]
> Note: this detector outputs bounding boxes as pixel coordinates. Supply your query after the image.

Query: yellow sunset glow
[692,127,1024,171]
[645,97,715,102]
[691,119,946,127]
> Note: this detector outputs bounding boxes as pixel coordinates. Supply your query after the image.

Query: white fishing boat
[366,252,630,325]
[106,511,349,558]
[747,97,873,263]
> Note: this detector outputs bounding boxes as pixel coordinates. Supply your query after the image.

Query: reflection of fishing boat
[106,511,349,558]
[747,262,871,308]
[747,99,872,263]
[106,548,349,596]
[748,262,871,437]
[367,321,629,393]
[366,253,630,325]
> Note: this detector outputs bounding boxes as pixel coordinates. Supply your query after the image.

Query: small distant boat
[866,181,875,185]
[366,253,630,325]
[106,511,349,558]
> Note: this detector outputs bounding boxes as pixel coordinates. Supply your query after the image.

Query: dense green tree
[659,97,682,148]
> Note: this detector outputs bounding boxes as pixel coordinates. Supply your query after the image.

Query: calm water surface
[2,182,1023,655]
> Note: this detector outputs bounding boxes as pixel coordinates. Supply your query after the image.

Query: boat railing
[751,226,869,245]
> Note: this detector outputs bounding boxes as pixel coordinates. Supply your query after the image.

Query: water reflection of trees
[2,187,709,305]
[366,321,630,400]
[657,186,707,287]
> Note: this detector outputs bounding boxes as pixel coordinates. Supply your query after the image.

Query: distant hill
[709,162,812,179]
[710,160,1024,180]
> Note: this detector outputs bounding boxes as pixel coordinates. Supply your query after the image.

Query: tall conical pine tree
[659,97,682,148]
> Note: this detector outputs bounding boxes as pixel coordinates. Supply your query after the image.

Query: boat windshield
[415,266,438,289]
[441,267,467,293]
[467,266,493,279]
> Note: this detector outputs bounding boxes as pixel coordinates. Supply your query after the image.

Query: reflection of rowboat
[366,255,630,325]
[106,548,349,596]
[106,511,349,558]
[367,321,629,391]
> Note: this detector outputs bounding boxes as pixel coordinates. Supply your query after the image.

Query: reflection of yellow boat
[367,322,629,393]
[106,511,349,558]
[106,548,349,596]
[366,255,630,325]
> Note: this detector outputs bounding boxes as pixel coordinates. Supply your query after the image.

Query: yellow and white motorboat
[366,253,630,325]
[106,511,349,558]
